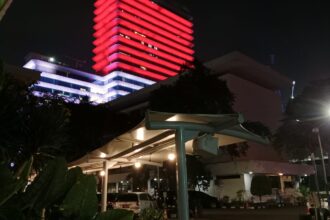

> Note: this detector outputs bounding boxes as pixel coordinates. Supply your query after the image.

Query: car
[97,193,118,210]
[111,192,157,214]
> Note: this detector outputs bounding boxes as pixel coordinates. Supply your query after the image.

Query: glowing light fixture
[278,172,283,176]
[326,105,330,117]
[168,152,176,161]
[134,161,142,169]
[100,152,107,158]
[99,170,105,176]
[48,57,55,62]
[248,171,253,175]
[136,128,145,141]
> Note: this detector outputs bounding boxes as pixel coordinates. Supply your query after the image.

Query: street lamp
[312,127,328,196]
[326,105,330,117]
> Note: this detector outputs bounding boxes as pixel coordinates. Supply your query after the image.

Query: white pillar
[101,161,109,212]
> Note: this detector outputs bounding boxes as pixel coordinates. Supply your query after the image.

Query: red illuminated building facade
[23,0,194,103]
[92,0,194,83]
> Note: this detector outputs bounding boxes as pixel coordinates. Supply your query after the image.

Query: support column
[101,161,109,212]
[175,128,189,220]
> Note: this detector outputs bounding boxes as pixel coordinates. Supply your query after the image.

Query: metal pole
[175,128,189,220]
[157,166,160,189]
[101,161,108,212]
[312,153,320,220]
[313,128,328,196]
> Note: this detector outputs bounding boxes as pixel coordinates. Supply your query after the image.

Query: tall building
[92,0,194,86]
[23,0,194,104]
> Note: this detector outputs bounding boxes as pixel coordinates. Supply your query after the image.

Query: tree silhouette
[250,175,272,203]
[273,78,330,159]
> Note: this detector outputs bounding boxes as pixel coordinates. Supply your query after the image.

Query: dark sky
[1,0,330,93]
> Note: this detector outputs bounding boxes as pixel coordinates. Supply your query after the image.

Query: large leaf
[60,174,98,220]
[20,158,67,211]
[0,157,33,206]
[95,209,134,220]
[65,167,83,190]
[34,158,68,210]
[0,206,25,220]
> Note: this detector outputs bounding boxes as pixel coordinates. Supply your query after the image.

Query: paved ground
[171,206,308,220]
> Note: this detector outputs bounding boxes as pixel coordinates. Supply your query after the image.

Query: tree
[66,103,143,162]
[250,175,272,203]
[273,78,330,159]
[0,61,29,162]
[0,61,71,171]
[149,60,235,114]
[186,155,211,191]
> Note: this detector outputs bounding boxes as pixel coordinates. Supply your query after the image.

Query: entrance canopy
[70,111,269,172]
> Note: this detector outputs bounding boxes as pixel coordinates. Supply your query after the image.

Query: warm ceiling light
[134,162,142,169]
[99,170,105,176]
[168,153,176,161]
[278,173,283,176]
[136,128,145,141]
[100,152,107,158]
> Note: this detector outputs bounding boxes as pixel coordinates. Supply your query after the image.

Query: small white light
[99,171,105,176]
[292,81,296,85]
[48,57,55,62]
[154,178,157,181]
[248,171,253,175]
[168,153,176,161]
[326,106,330,117]
[136,128,144,141]
[295,119,300,122]
[134,162,142,169]
[278,173,283,176]
[99,152,107,158]
[304,174,308,177]
[10,162,15,167]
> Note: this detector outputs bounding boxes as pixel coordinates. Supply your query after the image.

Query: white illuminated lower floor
[24,59,155,104]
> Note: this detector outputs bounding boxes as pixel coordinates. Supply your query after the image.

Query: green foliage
[299,185,310,198]
[0,62,29,163]
[250,175,272,202]
[186,155,211,190]
[140,208,164,220]
[60,174,98,220]
[95,209,134,220]
[0,157,135,220]
[236,189,245,202]
[0,157,33,206]
[20,157,68,211]
[273,78,330,159]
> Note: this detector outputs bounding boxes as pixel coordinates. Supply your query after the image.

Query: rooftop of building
[106,51,292,112]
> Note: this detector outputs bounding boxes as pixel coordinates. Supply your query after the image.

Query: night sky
[1,0,330,93]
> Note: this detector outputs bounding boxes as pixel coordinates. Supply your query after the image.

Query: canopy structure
[70,111,269,220]
[70,111,268,171]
